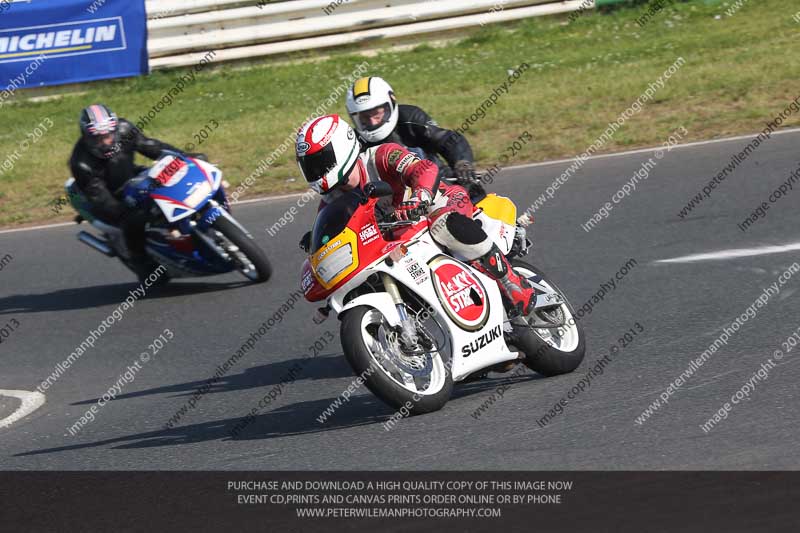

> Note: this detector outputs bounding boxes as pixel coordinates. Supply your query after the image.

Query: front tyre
[511,261,586,376]
[340,306,453,415]
[211,215,272,282]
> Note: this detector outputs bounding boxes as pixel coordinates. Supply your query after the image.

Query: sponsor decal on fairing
[428,256,489,331]
[461,325,502,357]
[358,223,379,245]
[402,255,428,285]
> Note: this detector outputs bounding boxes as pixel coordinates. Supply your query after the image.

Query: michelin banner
[0,0,148,89]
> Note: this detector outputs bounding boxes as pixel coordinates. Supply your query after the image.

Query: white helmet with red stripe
[296,114,360,194]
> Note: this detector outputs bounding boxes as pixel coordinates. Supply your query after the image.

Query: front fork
[179,201,234,263]
[382,273,419,346]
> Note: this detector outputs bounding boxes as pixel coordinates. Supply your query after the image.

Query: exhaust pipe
[78,231,116,257]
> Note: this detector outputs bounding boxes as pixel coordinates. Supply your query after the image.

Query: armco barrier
[145,0,595,69]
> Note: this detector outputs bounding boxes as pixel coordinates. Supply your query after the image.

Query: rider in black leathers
[345,76,476,182]
[68,104,198,274]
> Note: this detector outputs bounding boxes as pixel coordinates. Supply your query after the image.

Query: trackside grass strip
[0,0,797,227]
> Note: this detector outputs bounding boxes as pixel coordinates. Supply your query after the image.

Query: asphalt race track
[1,129,799,470]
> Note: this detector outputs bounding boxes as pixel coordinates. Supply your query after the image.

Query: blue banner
[0,0,148,90]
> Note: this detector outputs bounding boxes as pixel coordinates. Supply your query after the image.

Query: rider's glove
[187,152,208,162]
[454,160,477,183]
[396,190,432,221]
[299,231,311,253]
[123,178,152,208]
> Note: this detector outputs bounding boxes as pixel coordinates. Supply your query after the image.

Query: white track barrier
[145,0,593,69]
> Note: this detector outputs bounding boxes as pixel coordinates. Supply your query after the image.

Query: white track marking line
[684,369,740,391]
[503,126,800,171]
[0,389,45,429]
[0,194,308,235]
[655,241,800,264]
[232,192,306,205]
[0,222,75,235]
[4,127,800,236]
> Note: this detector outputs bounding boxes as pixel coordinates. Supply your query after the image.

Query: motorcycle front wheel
[211,216,272,283]
[340,306,453,416]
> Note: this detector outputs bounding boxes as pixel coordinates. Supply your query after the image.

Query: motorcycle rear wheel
[510,261,586,376]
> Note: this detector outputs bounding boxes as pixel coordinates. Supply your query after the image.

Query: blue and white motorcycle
[66,152,271,284]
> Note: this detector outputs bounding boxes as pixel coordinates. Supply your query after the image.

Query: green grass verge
[0,0,798,227]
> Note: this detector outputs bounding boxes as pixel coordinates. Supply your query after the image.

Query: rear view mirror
[364,181,394,199]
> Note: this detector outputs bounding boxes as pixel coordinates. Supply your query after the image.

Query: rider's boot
[469,243,535,317]
[127,245,163,283]
[128,250,159,278]
[121,212,162,281]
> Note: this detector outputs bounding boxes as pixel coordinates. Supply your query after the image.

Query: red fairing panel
[302,258,327,302]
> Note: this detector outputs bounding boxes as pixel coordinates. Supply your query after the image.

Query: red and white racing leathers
[319,143,536,315]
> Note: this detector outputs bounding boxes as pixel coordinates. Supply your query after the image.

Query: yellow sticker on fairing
[311,227,359,289]
[476,194,517,225]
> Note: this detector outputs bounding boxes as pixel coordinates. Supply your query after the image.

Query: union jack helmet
[79,104,119,159]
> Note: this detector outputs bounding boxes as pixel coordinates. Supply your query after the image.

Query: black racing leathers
[358,104,473,169]
[68,119,183,224]
[69,119,183,263]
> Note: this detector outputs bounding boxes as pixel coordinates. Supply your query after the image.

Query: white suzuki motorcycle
[301,180,585,414]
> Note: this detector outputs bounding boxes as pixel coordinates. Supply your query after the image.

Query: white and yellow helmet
[345,76,399,144]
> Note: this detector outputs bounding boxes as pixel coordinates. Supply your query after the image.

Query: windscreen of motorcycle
[311,191,362,253]
[310,191,364,288]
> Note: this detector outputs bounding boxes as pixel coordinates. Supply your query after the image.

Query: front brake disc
[376,326,433,377]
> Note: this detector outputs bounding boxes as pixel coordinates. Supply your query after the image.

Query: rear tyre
[340,306,452,416]
[510,261,585,376]
[212,215,272,282]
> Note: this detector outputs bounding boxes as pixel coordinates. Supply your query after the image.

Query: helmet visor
[299,143,338,186]
[352,103,392,133]
[87,132,118,157]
